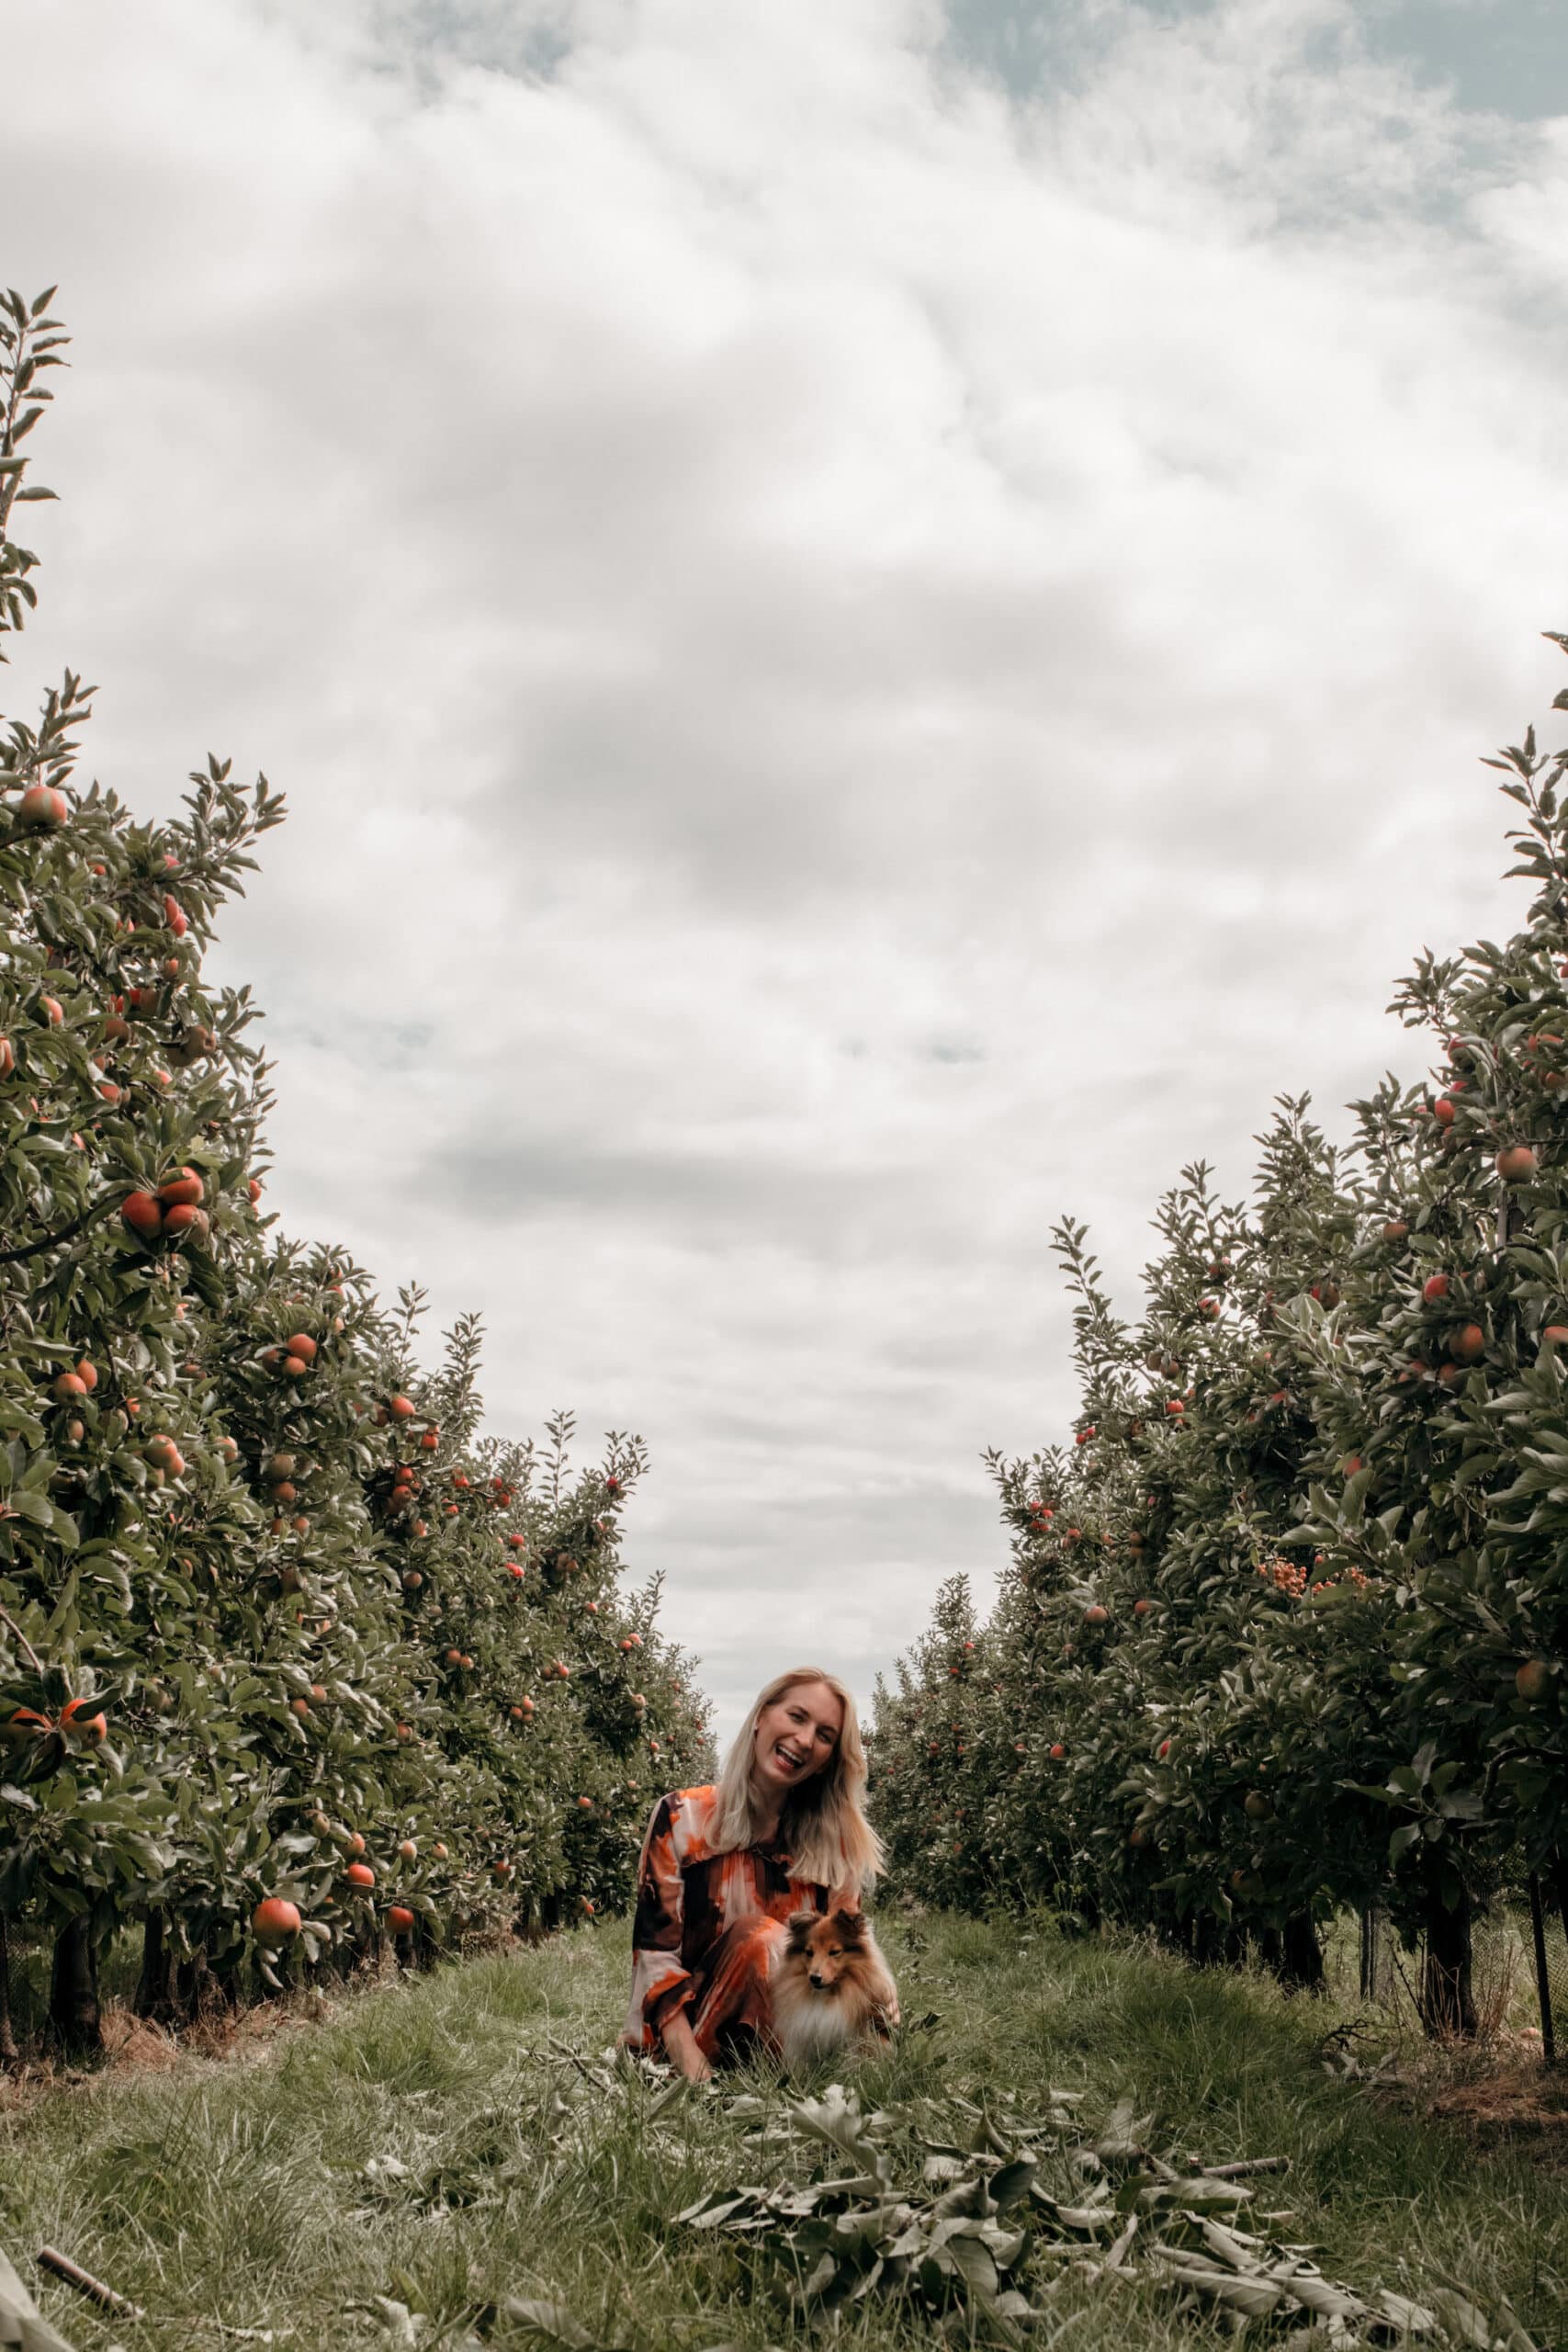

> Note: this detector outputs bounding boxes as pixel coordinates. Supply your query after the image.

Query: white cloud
[6,0,1566,1744]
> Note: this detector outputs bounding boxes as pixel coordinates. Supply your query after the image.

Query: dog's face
[785,1906,867,1995]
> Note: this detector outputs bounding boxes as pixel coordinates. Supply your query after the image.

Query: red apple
[253,1897,302,1949]
[18,783,68,827]
[121,1191,164,1242]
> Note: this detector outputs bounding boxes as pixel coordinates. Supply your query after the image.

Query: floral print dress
[622,1783,829,2062]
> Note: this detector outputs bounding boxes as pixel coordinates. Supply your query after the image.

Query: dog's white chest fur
[777,1995,856,2063]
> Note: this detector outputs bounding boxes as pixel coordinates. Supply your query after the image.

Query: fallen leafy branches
[675,2083,1543,2347]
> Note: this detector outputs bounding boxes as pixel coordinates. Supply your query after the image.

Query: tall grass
[3,1914,1563,2350]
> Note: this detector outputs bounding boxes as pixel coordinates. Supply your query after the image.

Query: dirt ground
[1425,2034,1568,2146]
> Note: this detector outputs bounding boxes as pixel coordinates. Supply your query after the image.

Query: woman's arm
[660,2007,713,2083]
[624,1792,703,2067]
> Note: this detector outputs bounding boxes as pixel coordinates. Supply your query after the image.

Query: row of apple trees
[871,644,1568,2035]
[0,288,712,2056]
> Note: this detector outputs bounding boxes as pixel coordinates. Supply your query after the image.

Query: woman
[622,1666,885,2079]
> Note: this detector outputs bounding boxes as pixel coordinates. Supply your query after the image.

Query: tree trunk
[135,1906,177,2022]
[207,1941,243,2013]
[49,1917,102,2053]
[1193,1913,1247,1969]
[164,1946,233,2026]
[175,1954,202,2021]
[1280,1911,1325,1993]
[1418,1883,1476,2038]
[0,1912,19,2067]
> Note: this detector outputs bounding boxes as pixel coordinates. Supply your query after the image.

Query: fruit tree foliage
[872,648,1568,1996]
[0,289,712,2051]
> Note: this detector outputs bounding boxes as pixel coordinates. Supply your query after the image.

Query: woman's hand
[660,2009,713,2083]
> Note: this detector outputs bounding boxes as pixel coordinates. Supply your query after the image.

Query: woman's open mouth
[773,1744,805,1773]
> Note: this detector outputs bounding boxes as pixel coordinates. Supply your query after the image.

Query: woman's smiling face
[752,1679,843,1800]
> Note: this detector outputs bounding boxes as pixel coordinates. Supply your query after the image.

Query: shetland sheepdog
[771,1906,900,2068]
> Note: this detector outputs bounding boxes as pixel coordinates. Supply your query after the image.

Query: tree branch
[0,1603,45,1676]
[0,1192,117,1266]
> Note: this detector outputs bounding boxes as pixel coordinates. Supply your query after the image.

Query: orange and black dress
[621,1783,829,2064]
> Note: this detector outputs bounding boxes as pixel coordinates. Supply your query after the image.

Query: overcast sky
[8,0,1568,1748]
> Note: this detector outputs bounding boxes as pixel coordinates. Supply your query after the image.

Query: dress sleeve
[622,1792,693,2049]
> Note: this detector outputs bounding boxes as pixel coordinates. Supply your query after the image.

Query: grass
[3,1911,1565,2350]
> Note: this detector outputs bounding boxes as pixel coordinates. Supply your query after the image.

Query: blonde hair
[710,1667,885,1895]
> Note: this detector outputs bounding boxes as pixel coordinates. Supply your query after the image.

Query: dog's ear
[832,1907,867,1943]
[786,1909,818,1951]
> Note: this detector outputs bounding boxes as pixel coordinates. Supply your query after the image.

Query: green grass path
[3,1913,1564,2349]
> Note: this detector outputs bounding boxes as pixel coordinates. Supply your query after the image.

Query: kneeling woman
[622,1666,884,2080]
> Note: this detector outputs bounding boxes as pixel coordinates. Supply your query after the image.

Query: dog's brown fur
[771,1906,899,2068]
